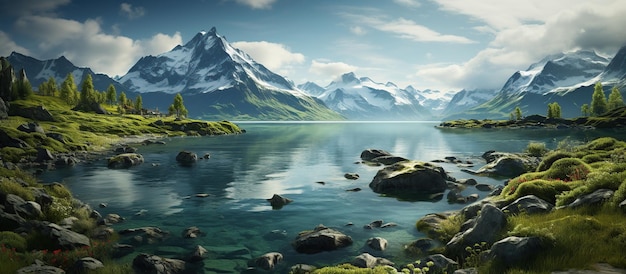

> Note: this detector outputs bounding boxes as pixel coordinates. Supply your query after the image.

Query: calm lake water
[38,122,626,272]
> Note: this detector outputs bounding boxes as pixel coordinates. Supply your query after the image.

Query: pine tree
[60,73,78,105]
[79,74,96,109]
[135,95,143,115]
[170,93,188,119]
[514,107,522,120]
[581,104,590,117]
[119,92,127,108]
[106,84,117,105]
[607,86,624,110]
[547,102,562,119]
[591,82,608,116]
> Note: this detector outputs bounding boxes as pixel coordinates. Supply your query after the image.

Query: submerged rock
[366,237,388,251]
[267,194,293,209]
[248,252,283,271]
[351,253,394,268]
[293,224,352,254]
[369,160,448,195]
[132,253,186,274]
[176,151,198,164]
[107,153,144,169]
[360,149,392,161]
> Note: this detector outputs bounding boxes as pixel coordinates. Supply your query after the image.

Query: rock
[620,199,626,212]
[502,195,553,215]
[119,227,169,245]
[36,148,55,162]
[290,264,317,274]
[0,210,26,231]
[267,194,293,209]
[344,173,360,180]
[248,252,283,271]
[4,193,26,214]
[404,238,437,255]
[91,226,114,240]
[54,156,78,167]
[17,201,43,218]
[488,236,543,266]
[43,223,91,250]
[0,128,30,148]
[346,187,362,192]
[369,161,448,195]
[12,106,55,121]
[46,132,66,144]
[472,152,538,177]
[112,244,135,258]
[103,213,124,224]
[16,260,65,274]
[371,155,409,165]
[475,184,494,191]
[366,237,388,251]
[466,194,479,203]
[417,254,459,273]
[32,188,53,208]
[132,253,186,274]
[72,257,104,272]
[114,146,137,154]
[566,189,614,208]
[182,226,204,238]
[107,153,144,169]
[360,149,392,161]
[446,204,506,256]
[293,224,352,254]
[454,268,478,274]
[363,220,383,229]
[447,189,466,204]
[351,253,394,268]
[0,97,7,119]
[203,153,211,159]
[415,212,456,240]
[488,185,504,197]
[175,151,198,164]
[17,122,45,134]
[381,222,397,228]
[457,178,478,185]
[188,245,207,262]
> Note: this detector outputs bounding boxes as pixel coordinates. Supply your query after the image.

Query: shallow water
[38,122,625,272]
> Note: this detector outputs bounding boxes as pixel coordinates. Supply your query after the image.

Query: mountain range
[4,26,626,121]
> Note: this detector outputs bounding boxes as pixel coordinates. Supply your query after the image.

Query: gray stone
[472,152,538,177]
[447,204,506,256]
[293,224,352,254]
[4,193,26,214]
[360,149,392,161]
[132,253,186,274]
[73,257,104,272]
[12,106,55,121]
[0,97,7,119]
[0,128,30,148]
[567,189,614,208]
[366,237,388,251]
[502,195,553,215]
[0,210,26,230]
[290,264,317,274]
[107,153,144,169]
[176,151,198,164]
[248,252,283,271]
[46,132,66,144]
[454,268,478,274]
[351,253,394,268]
[457,178,478,185]
[620,199,626,211]
[182,226,204,238]
[488,236,543,266]
[371,155,409,165]
[417,254,459,273]
[475,183,494,191]
[119,226,169,245]
[17,122,45,134]
[54,156,79,167]
[44,223,91,250]
[267,194,293,209]
[17,201,42,218]
[17,260,65,274]
[188,245,208,262]
[36,148,55,162]
[344,172,360,180]
[369,160,448,195]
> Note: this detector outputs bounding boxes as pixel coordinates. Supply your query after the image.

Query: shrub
[0,232,27,252]
[505,179,572,205]
[586,137,622,151]
[611,179,626,207]
[526,142,548,157]
[536,151,574,172]
[544,158,591,181]
[0,180,35,201]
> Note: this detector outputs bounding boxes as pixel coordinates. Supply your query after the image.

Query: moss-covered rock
[369,161,448,196]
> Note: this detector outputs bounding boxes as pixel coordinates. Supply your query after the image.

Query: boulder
[502,195,553,215]
[132,253,186,274]
[404,238,437,255]
[267,194,293,209]
[72,257,104,272]
[351,253,394,268]
[344,173,360,180]
[0,210,26,231]
[182,226,204,238]
[114,146,137,154]
[290,264,317,274]
[46,132,66,144]
[620,199,626,212]
[417,254,459,273]
[0,128,29,148]
[475,184,494,191]
[293,224,352,254]
[488,236,543,266]
[446,204,506,256]
[566,189,614,208]
[35,148,55,162]
[360,149,392,161]
[457,178,478,186]
[371,155,409,165]
[54,156,79,167]
[366,237,388,251]
[176,151,198,164]
[17,122,45,134]
[248,252,283,271]
[107,153,144,169]
[11,106,55,121]
[43,223,91,250]
[188,245,207,262]
[0,97,7,119]
[471,152,538,177]
[16,260,65,274]
[16,201,42,218]
[119,227,169,245]
[369,161,448,195]
[4,193,26,214]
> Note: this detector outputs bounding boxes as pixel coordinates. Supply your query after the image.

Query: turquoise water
[38,122,625,272]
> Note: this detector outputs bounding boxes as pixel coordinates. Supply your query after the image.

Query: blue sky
[1,0,626,92]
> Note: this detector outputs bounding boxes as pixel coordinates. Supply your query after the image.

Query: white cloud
[120,3,145,19]
[393,0,421,8]
[234,0,276,9]
[342,13,474,44]
[416,0,626,90]
[349,26,366,35]
[14,15,182,77]
[231,41,305,72]
[0,0,70,16]
[0,31,30,56]
[309,60,358,83]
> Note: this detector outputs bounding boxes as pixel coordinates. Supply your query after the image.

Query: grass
[308,264,397,274]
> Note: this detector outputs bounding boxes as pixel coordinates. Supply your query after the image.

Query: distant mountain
[297,81,326,97]
[304,72,431,120]
[404,86,454,116]
[452,49,621,119]
[119,27,342,120]
[441,88,496,117]
[6,52,126,93]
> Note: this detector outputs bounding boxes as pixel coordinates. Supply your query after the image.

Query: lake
[38,122,625,272]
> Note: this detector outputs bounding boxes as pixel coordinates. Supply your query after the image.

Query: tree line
[26,73,188,119]
[511,82,624,120]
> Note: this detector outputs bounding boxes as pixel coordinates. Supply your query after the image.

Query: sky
[1,0,626,92]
